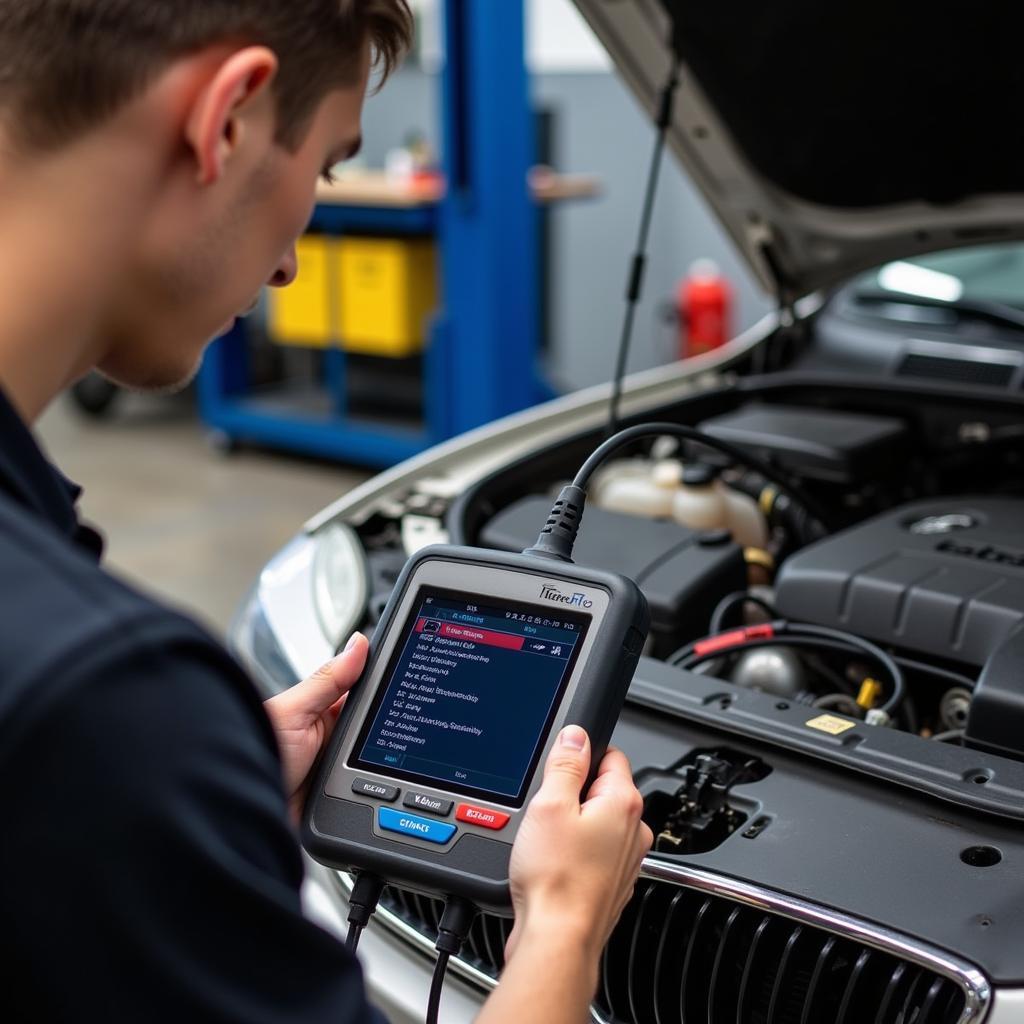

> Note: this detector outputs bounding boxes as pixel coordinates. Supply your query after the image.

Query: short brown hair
[0,0,413,152]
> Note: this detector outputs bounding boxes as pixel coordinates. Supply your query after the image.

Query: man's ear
[184,47,279,187]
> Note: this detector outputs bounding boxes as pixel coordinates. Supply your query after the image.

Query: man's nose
[268,245,298,288]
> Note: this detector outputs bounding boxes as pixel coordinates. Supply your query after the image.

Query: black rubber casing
[301,545,649,913]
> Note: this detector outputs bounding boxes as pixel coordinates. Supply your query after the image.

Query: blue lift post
[197,0,547,468]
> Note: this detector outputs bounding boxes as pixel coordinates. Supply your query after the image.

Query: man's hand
[506,725,652,964]
[263,633,369,822]
[477,727,652,1024]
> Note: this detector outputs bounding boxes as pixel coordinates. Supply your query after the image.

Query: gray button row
[351,779,454,818]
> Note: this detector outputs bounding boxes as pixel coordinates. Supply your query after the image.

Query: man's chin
[96,357,203,397]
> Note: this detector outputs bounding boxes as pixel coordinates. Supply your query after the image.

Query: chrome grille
[596,879,966,1023]
[368,866,988,1024]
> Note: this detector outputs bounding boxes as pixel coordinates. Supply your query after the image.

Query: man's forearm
[476,927,599,1024]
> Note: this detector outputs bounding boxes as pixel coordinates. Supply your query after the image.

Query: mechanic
[0,2,652,1021]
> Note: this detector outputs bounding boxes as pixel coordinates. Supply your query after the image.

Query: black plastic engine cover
[698,404,909,482]
[966,624,1024,759]
[775,497,1024,667]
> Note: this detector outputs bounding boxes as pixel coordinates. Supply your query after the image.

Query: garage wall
[360,66,773,393]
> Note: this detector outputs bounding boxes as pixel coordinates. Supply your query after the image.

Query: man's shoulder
[0,487,203,649]
[0,489,261,749]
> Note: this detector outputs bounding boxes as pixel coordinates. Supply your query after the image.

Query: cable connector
[426,896,478,1024]
[522,484,587,563]
[435,895,477,955]
[345,872,385,954]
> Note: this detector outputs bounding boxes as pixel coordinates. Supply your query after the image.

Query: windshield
[855,242,1024,310]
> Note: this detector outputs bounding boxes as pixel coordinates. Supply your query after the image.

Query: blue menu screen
[351,588,590,806]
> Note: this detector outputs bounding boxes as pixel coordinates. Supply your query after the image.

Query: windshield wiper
[855,288,1024,334]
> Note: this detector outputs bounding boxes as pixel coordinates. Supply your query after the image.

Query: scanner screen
[351,587,590,806]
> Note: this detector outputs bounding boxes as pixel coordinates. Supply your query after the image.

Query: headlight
[229,585,297,698]
[228,524,368,698]
[313,522,369,648]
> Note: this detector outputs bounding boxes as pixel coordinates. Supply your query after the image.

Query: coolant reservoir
[589,458,651,507]
[592,456,769,545]
[651,458,684,489]
[594,459,676,519]
[672,463,728,531]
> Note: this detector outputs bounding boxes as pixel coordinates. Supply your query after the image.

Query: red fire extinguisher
[678,259,733,358]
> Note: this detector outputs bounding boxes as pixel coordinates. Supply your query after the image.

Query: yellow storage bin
[337,237,437,358]
[268,235,334,347]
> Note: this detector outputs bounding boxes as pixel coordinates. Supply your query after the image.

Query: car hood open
[572,0,1024,299]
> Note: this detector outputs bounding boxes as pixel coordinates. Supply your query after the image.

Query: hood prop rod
[606,53,683,436]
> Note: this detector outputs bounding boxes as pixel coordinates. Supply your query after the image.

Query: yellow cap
[857,678,883,710]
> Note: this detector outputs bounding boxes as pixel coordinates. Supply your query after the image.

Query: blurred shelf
[200,386,428,468]
[315,169,601,208]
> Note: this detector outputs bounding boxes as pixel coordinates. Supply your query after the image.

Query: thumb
[291,633,368,715]
[538,725,591,803]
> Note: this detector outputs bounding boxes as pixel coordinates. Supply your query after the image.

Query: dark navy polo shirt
[0,388,385,1023]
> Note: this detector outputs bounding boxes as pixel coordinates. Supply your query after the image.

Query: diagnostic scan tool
[302,545,649,912]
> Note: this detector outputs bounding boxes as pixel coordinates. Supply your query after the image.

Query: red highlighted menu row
[415,618,525,651]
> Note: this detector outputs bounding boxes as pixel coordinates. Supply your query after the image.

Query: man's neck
[0,135,147,425]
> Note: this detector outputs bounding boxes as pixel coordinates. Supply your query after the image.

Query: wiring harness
[671,618,905,723]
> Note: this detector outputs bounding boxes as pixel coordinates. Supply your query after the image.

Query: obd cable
[525,421,829,564]
[426,897,477,1024]
[344,878,476,1023]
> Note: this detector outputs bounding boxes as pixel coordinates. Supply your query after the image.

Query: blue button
[378,807,456,845]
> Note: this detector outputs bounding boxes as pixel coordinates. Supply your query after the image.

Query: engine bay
[453,378,1024,763]
[348,373,1024,823]
[319,370,1024,992]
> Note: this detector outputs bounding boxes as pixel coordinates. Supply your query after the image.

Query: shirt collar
[0,386,103,557]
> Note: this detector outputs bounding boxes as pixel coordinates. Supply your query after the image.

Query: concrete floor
[37,391,369,638]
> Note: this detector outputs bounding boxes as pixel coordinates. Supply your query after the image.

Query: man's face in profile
[96,60,368,395]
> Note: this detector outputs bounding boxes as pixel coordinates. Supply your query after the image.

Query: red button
[456,804,510,831]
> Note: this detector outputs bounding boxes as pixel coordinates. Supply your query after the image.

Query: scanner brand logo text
[539,584,593,608]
